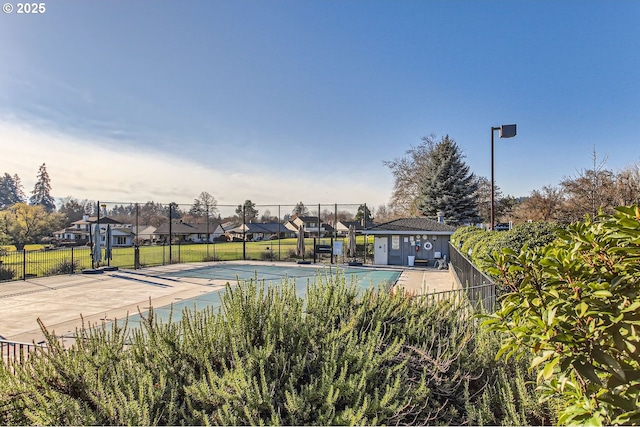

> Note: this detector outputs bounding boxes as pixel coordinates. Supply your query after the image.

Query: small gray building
[363,218,457,266]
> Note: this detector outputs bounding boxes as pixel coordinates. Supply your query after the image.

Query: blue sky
[1,1,638,209]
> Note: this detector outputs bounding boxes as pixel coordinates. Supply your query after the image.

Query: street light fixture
[490,124,517,231]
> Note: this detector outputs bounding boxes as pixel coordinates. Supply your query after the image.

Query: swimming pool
[120,263,401,329]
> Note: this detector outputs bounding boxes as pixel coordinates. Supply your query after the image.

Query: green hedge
[451,222,561,279]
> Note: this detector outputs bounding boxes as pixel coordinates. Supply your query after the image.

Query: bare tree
[260,209,279,222]
[189,191,219,220]
[513,185,565,223]
[292,202,309,216]
[614,162,640,206]
[383,135,437,216]
[560,149,616,221]
[374,204,398,223]
[474,176,507,224]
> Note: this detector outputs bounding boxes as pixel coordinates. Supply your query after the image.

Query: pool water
[118,264,401,330]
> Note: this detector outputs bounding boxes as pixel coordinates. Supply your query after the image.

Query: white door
[374,236,388,265]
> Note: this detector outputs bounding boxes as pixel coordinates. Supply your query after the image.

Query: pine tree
[29,163,56,212]
[0,172,25,209]
[414,136,480,225]
[354,204,373,223]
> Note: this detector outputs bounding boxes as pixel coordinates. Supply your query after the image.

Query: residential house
[228,222,296,241]
[284,214,334,237]
[335,220,375,236]
[131,225,157,244]
[154,221,225,243]
[53,215,134,247]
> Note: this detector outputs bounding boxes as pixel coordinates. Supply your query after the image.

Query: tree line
[380,135,640,225]
[0,164,372,249]
[6,137,635,248]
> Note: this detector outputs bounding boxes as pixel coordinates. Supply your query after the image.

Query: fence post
[168,204,173,264]
[135,202,140,269]
[22,249,26,281]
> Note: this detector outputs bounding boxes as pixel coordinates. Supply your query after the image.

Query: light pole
[491,124,517,231]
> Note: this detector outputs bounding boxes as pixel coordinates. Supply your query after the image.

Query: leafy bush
[0,266,15,281]
[260,250,275,260]
[487,221,560,256]
[287,248,313,259]
[483,206,640,425]
[48,259,78,275]
[460,229,489,258]
[0,274,555,426]
[457,221,561,280]
[470,231,504,268]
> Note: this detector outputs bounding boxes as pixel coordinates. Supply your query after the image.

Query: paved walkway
[0,262,460,344]
[395,266,460,295]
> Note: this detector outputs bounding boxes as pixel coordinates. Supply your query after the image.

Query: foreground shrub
[0,274,555,425]
[484,206,640,425]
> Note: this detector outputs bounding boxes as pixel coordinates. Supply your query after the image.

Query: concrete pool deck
[0,261,460,344]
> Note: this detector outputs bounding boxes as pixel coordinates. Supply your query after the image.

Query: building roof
[155,221,221,235]
[336,220,375,231]
[71,216,123,225]
[363,218,457,235]
[247,222,289,234]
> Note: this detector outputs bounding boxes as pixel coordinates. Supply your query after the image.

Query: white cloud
[0,118,392,209]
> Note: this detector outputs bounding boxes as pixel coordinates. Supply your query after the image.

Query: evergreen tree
[58,197,93,224]
[29,163,56,212]
[414,136,479,225]
[236,199,258,222]
[0,173,25,209]
[354,204,373,223]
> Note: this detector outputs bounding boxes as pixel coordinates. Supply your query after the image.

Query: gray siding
[386,235,451,266]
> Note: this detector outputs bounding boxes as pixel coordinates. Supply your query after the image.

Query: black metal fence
[0,201,377,282]
[447,242,496,312]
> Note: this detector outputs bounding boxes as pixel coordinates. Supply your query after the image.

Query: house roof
[229,222,294,234]
[247,222,289,233]
[155,221,221,235]
[363,218,457,235]
[336,220,375,231]
[110,228,134,236]
[71,216,123,225]
[54,228,85,235]
[131,225,157,234]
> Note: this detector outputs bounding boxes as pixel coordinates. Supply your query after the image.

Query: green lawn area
[0,236,369,280]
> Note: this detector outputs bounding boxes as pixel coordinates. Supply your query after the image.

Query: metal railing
[1,338,45,365]
[447,242,497,312]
